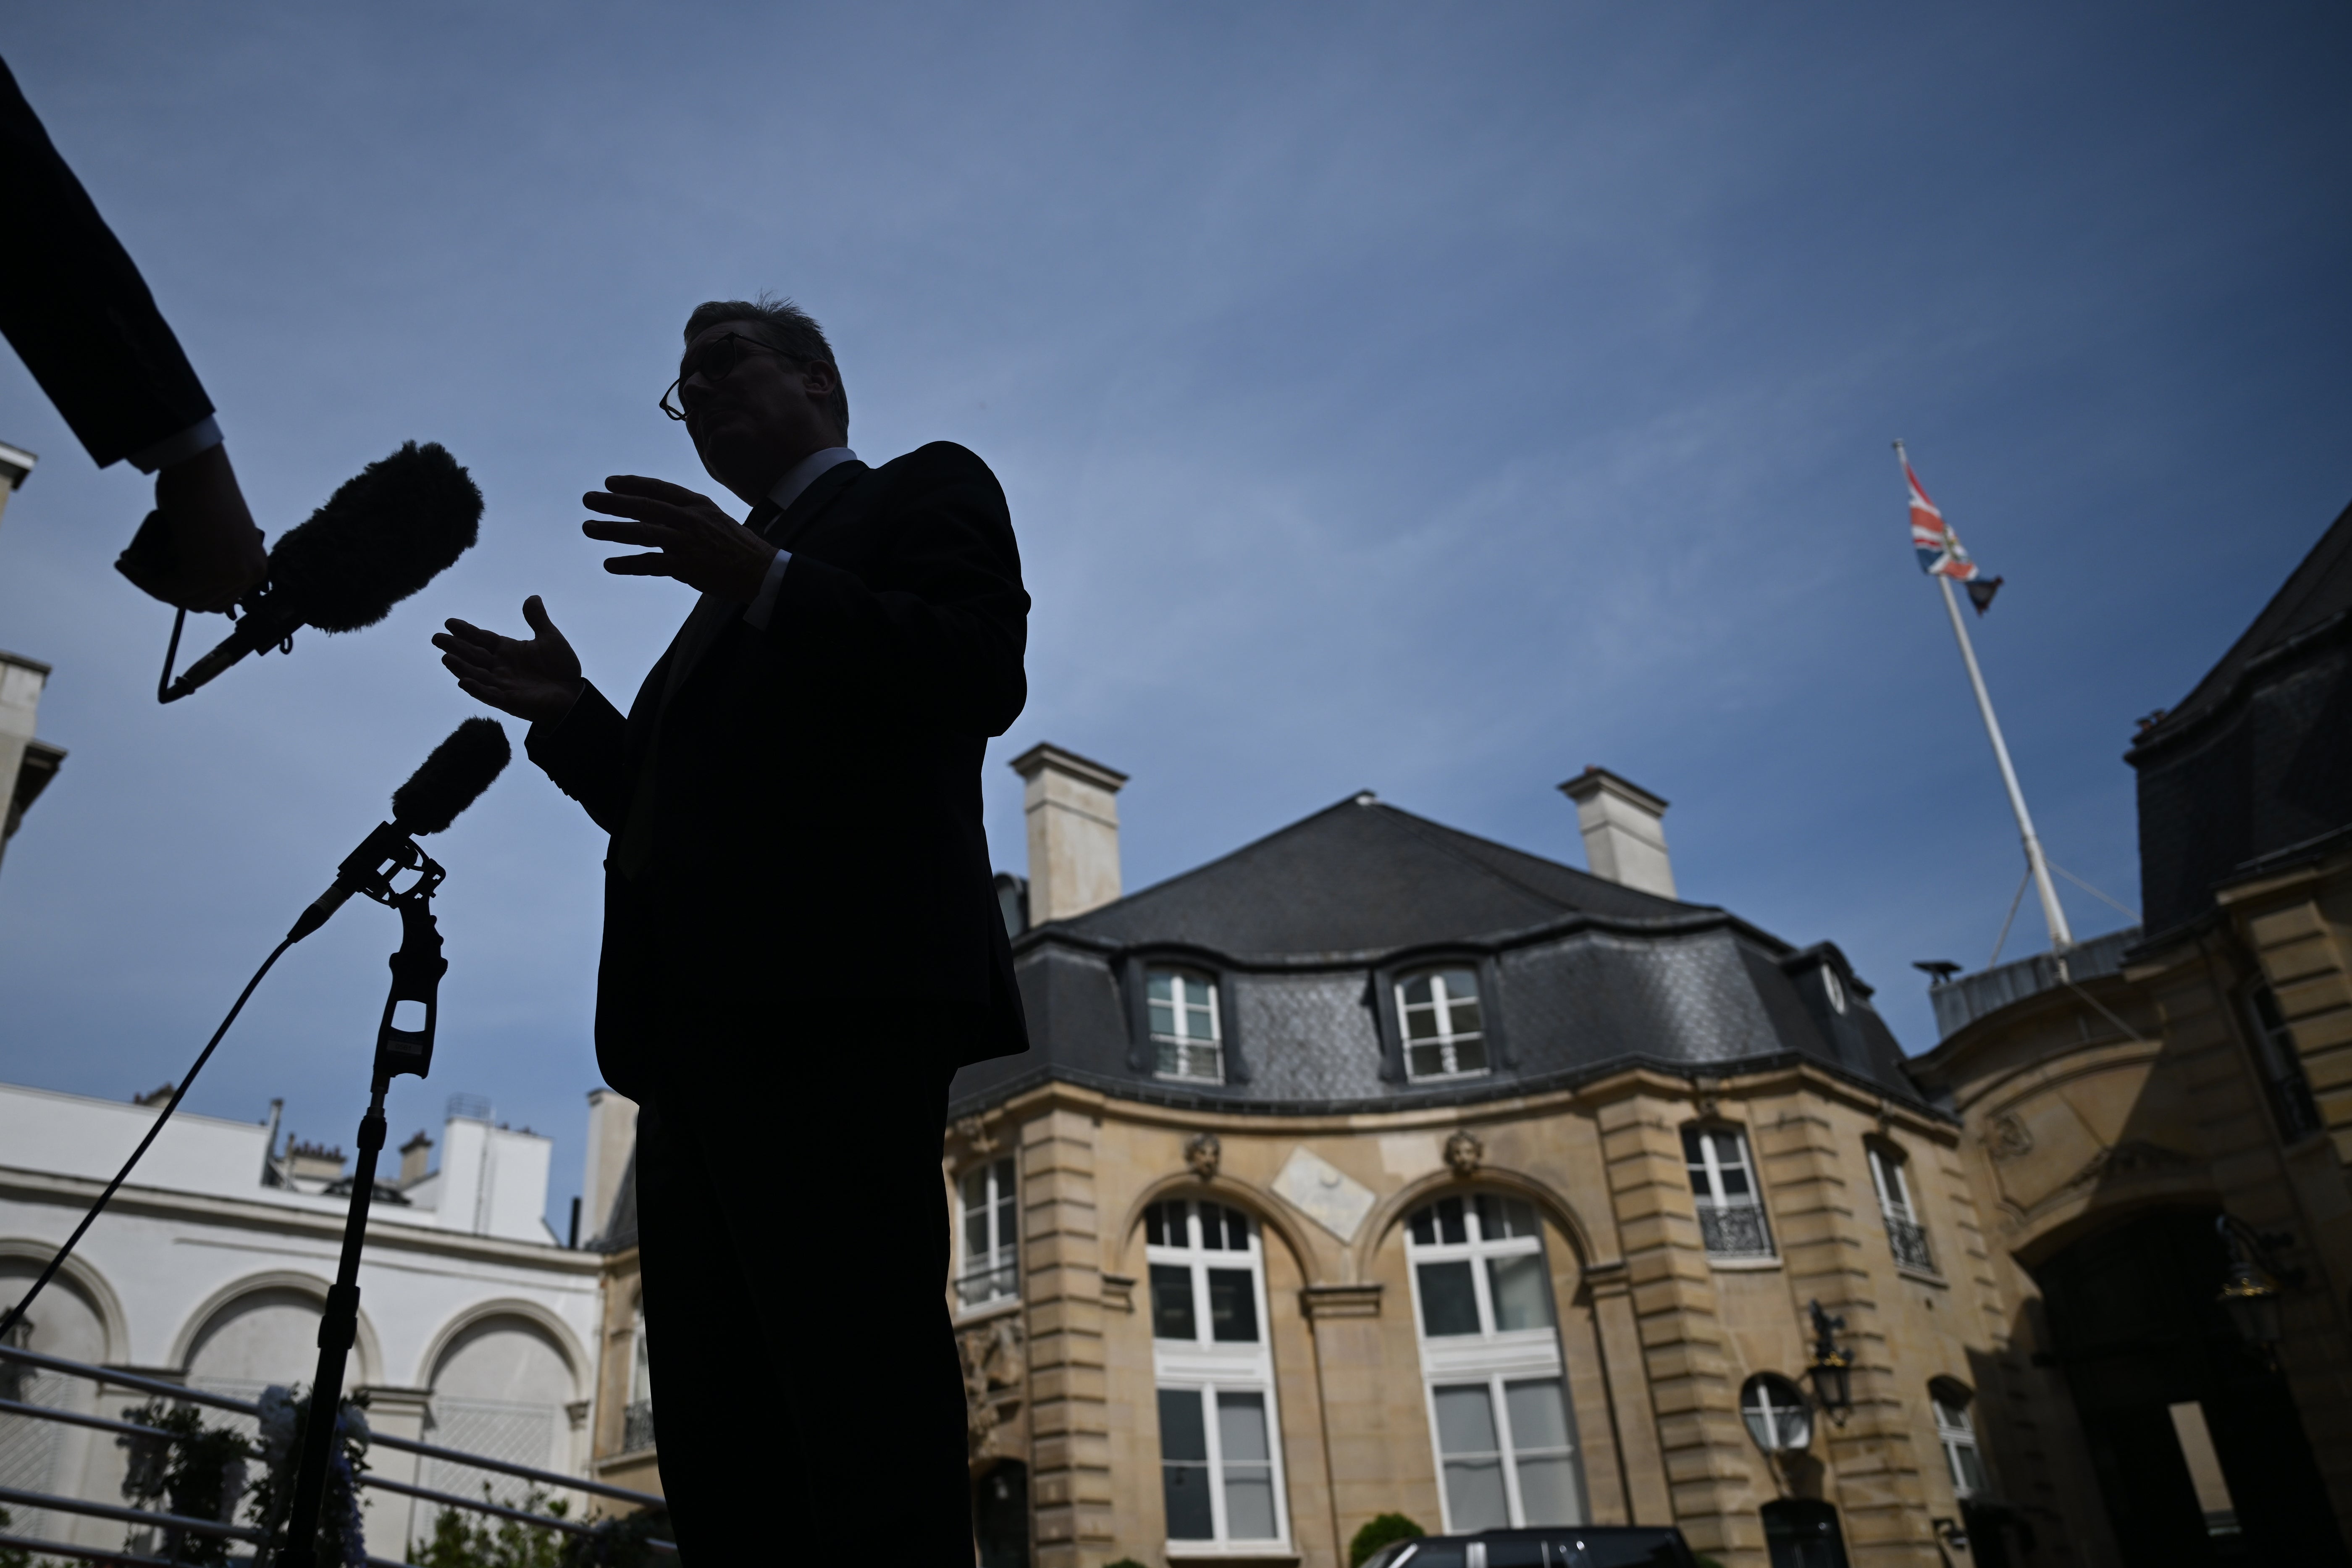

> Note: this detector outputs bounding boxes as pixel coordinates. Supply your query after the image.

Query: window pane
[1440,969,1478,1003]
[1404,1009,1441,1043]
[1486,1255,1554,1331]
[1476,1195,1538,1240]
[1434,1383,1513,1531]
[1417,1262,1481,1337]
[1145,1202,1168,1247]
[1403,975,1433,1007]
[1148,972,1174,1003]
[1150,1263,1198,1341]
[964,1204,990,1261]
[1409,1206,1436,1246]
[1449,1000,1483,1036]
[1451,1037,1489,1074]
[1158,1386,1209,1460]
[1951,1439,1988,1494]
[1159,1388,1213,1540]
[1219,1391,1278,1536]
[1433,1383,1500,1454]
[1515,1453,1580,1526]
[1208,1269,1260,1342]
[1505,1378,1572,1451]
[1150,1000,1177,1036]
[961,1166,988,1211]
[1436,1196,1467,1245]
[1409,1043,1448,1077]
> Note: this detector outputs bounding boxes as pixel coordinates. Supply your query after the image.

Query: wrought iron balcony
[1885,1214,1935,1273]
[956,1253,1019,1308]
[621,1397,656,1454]
[1697,1201,1774,1260]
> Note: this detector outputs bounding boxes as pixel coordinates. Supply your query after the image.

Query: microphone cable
[0,933,297,1345]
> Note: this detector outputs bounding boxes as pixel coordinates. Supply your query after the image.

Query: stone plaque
[1274,1147,1377,1242]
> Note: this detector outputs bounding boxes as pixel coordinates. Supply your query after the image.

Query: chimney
[1008,743,1127,923]
[399,1130,434,1187]
[1559,767,1677,899]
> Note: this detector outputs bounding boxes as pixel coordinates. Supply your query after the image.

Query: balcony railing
[1885,1214,1935,1272]
[1697,1201,1774,1260]
[955,1253,1018,1308]
[622,1397,656,1454]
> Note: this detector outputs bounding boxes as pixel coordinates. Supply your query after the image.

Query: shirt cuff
[743,547,793,630]
[126,415,224,475]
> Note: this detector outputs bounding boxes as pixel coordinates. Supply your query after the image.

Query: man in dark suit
[433,297,1029,1563]
[0,55,265,610]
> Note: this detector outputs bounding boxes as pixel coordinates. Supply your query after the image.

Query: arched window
[1398,968,1488,1081]
[1147,969,1223,1082]
[1402,1194,1584,1531]
[957,1156,1019,1308]
[1865,1141,1933,1272]
[623,1299,654,1453]
[1738,1373,1812,1454]
[1144,1200,1288,1547]
[1682,1125,1773,1260]
[1929,1380,1986,1497]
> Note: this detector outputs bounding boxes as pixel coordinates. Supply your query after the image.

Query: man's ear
[798,361,840,399]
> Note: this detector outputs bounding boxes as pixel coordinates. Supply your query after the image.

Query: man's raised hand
[433,596,585,725]
[582,475,777,603]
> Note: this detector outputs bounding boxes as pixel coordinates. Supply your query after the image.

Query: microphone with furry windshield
[159,441,483,702]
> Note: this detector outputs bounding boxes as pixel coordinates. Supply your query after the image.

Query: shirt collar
[765,446,858,515]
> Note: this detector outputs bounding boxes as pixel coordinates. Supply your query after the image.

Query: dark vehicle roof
[1370,1524,1697,1568]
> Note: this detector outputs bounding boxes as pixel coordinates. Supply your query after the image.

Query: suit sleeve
[525,681,633,834]
[768,444,1030,736]
[0,56,216,470]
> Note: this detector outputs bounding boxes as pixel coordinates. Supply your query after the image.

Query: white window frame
[1145,1200,1291,1552]
[1148,969,1226,1084]
[956,1156,1020,1311]
[1738,1373,1812,1454]
[1683,1125,1774,1261]
[1402,1194,1585,1531]
[1397,967,1490,1082]
[1866,1142,1935,1273]
[1931,1383,1986,1497]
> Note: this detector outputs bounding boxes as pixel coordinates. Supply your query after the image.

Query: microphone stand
[279,842,448,1568]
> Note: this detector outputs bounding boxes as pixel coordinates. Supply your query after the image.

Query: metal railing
[953,1254,1017,1309]
[621,1398,656,1455]
[0,1339,674,1564]
[1696,1200,1774,1259]
[1884,1213,1935,1272]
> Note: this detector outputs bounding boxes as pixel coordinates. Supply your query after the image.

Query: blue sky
[0,5,2346,1232]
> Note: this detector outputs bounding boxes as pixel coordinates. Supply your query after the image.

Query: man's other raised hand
[433,595,585,726]
[582,475,776,603]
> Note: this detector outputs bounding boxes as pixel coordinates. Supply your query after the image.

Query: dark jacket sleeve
[768,444,1029,736]
[0,56,215,469]
[524,681,632,834]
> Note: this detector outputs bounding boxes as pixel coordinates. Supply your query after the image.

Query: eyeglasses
[659,333,798,421]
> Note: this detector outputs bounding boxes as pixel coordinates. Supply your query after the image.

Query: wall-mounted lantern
[1805,1300,1853,1425]
[1739,1373,1813,1455]
[2216,1213,2300,1366]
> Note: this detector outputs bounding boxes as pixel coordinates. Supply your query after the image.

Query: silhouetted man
[434,297,1029,1564]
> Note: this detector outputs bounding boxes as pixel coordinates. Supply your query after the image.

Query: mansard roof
[950,792,1929,1119]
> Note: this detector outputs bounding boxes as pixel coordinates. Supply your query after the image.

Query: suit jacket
[526,441,1032,1105]
[0,57,215,469]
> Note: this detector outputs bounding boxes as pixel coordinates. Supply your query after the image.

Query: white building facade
[0,1079,604,1560]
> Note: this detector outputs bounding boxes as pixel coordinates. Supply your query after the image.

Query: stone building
[1908,498,2352,1565]
[945,746,2001,1568]
[0,1081,601,1560]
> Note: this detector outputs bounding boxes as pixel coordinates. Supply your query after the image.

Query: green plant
[556,1505,672,1568]
[116,1398,255,1568]
[245,1386,370,1568]
[1349,1512,1427,1566]
[410,1484,572,1568]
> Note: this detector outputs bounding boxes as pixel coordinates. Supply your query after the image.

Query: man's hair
[682,294,848,437]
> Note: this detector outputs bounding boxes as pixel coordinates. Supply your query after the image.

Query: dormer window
[1148,968,1224,1082]
[1400,968,1488,1081]
[1822,965,1847,1014]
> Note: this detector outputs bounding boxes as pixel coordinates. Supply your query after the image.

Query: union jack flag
[1899,442,2002,613]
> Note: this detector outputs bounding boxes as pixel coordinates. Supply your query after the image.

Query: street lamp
[2216,1214,2297,1366]
[1805,1300,1853,1425]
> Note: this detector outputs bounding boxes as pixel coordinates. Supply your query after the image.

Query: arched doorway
[973,1458,1029,1568]
[2034,1206,2345,1565]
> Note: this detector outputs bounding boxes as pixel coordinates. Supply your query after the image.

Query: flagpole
[1899,442,2074,954]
